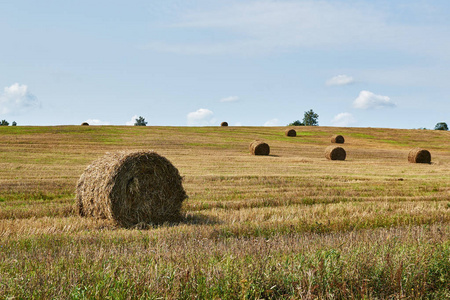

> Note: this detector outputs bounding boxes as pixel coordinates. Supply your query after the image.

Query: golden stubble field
[0,125,449,299]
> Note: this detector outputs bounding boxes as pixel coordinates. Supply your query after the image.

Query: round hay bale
[221,122,228,127]
[408,148,431,164]
[325,146,346,161]
[250,140,270,155]
[331,135,344,144]
[285,128,296,137]
[81,122,89,126]
[76,150,188,227]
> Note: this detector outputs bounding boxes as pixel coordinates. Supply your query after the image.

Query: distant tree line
[0,120,17,126]
[419,122,448,130]
[134,116,147,126]
[2,114,445,130]
[434,122,448,131]
[288,109,319,126]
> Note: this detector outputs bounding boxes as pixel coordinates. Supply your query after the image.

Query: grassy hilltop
[0,125,449,299]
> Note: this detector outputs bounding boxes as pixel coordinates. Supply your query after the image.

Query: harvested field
[0,126,449,299]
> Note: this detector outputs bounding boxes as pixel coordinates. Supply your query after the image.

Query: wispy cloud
[126,115,139,126]
[220,96,239,103]
[264,118,280,126]
[0,83,40,115]
[353,91,396,109]
[145,1,450,58]
[326,75,354,86]
[331,112,356,126]
[187,108,215,125]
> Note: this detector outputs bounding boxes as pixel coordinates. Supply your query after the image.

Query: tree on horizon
[434,122,448,130]
[134,116,148,126]
[303,109,319,126]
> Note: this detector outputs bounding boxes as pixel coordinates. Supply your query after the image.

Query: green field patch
[348,133,376,139]
[177,127,213,134]
[185,142,233,149]
[96,136,124,144]
[0,190,74,202]
[379,139,408,146]
[297,131,328,136]
[0,126,53,135]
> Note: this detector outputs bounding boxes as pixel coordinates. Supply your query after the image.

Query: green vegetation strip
[1,225,450,299]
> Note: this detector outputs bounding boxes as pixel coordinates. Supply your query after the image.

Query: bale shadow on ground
[129,213,222,230]
[182,212,222,225]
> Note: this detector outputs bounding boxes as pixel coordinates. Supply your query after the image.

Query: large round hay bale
[285,128,296,137]
[81,122,89,126]
[76,151,188,227]
[331,135,344,144]
[325,146,346,161]
[408,148,431,164]
[221,122,228,127]
[250,140,270,155]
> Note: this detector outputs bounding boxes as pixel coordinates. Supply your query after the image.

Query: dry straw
[325,146,346,160]
[81,122,89,126]
[408,148,431,164]
[331,135,344,144]
[285,128,296,137]
[221,122,228,127]
[76,150,188,227]
[249,140,270,155]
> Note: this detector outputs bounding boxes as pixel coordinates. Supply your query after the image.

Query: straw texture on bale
[285,128,296,137]
[408,148,431,164]
[221,122,228,127]
[76,150,188,227]
[81,122,89,126]
[331,135,344,144]
[250,140,270,155]
[325,146,346,161]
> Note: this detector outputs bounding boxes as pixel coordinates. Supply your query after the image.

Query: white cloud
[264,118,280,126]
[145,1,450,58]
[326,75,354,86]
[331,112,356,127]
[187,108,215,125]
[353,90,396,109]
[85,119,110,125]
[126,115,139,126]
[234,122,242,126]
[0,83,40,115]
[220,96,239,103]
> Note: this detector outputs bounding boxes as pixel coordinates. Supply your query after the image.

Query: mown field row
[0,126,449,298]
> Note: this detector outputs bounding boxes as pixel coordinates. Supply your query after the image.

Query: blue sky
[0,0,449,128]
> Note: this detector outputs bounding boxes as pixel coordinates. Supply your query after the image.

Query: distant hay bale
[331,135,344,144]
[250,140,270,155]
[221,122,228,126]
[408,148,431,164]
[285,128,296,137]
[76,150,188,227]
[325,146,346,161]
[81,122,89,126]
